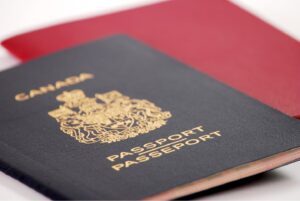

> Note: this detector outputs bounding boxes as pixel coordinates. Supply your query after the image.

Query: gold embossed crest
[48,89,171,144]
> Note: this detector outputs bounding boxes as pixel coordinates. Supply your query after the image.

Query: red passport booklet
[2,0,300,118]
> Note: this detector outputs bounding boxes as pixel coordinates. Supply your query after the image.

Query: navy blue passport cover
[0,35,299,200]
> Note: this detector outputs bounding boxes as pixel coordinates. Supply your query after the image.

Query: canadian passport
[0,35,299,200]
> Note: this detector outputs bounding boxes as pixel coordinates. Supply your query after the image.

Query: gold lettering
[15,73,95,101]
[29,89,43,98]
[120,152,133,159]
[125,160,138,168]
[112,164,124,171]
[210,130,221,137]
[107,155,119,162]
[144,142,156,149]
[172,143,184,150]
[186,139,200,145]
[181,129,196,137]
[65,76,80,85]
[39,84,56,93]
[136,155,149,163]
[192,125,204,132]
[79,73,94,80]
[168,134,182,141]
[107,125,223,171]
[15,93,29,101]
[149,151,162,158]
[131,147,144,154]
[55,81,69,89]
[199,135,213,141]
[161,147,175,154]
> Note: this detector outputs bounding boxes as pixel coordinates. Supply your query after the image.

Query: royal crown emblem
[48,89,171,144]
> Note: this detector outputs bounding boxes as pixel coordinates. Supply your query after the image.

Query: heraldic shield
[48,89,172,144]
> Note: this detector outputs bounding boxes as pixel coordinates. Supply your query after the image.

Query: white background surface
[0,0,299,200]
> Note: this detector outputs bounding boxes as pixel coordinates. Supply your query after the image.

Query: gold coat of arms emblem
[48,89,171,144]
